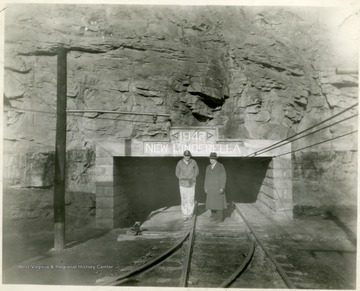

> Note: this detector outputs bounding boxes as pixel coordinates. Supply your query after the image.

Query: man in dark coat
[204,152,227,222]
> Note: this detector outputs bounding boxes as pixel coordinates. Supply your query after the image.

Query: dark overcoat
[204,162,227,210]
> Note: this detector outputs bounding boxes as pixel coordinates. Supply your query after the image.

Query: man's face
[209,158,216,165]
[184,155,191,161]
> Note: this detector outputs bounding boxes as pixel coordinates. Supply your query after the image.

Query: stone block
[256,197,275,211]
[96,156,114,166]
[283,169,292,179]
[96,218,115,229]
[101,141,126,157]
[260,184,274,198]
[269,157,292,170]
[96,208,114,219]
[274,208,293,220]
[276,197,293,209]
[273,179,292,190]
[265,169,274,178]
[272,169,284,179]
[97,197,114,209]
[262,177,274,187]
[257,192,275,209]
[96,182,115,197]
[281,188,292,198]
[21,152,55,188]
[95,165,114,183]
[96,146,113,159]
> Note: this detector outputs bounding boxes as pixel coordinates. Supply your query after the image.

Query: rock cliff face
[3,4,358,222]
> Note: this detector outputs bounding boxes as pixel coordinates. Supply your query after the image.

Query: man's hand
[204,188,207,194]
[220,189,224,194]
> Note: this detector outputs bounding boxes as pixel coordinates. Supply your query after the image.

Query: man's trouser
[179,185,195,219]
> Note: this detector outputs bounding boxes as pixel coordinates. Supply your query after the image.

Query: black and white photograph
[1,0,359,289]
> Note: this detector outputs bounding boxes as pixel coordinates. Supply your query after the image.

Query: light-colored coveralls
[175,158,199,219]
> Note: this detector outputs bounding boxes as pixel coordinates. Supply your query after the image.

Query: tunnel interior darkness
[114,157,271,223]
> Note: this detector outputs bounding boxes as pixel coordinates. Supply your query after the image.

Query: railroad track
[96,202,297,288]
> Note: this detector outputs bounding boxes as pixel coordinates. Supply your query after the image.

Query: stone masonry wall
[95,147,130,228]
[256,157,293,219]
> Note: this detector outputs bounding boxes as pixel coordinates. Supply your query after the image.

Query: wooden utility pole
[54,47,67,250]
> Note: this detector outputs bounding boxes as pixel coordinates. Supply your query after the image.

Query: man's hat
[184,150,192,156]
[209,152,218,159]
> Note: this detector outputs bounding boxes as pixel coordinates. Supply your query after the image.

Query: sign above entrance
[115,126,291,157]
[170,127,217,143]
[144,127,246,156]
[143,141,244,156]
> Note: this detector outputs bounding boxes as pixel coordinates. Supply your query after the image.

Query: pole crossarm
[67,109,170,117]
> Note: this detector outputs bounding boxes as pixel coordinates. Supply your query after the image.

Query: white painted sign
[144,141,244,156]
[170,127,217,143]
[143,127,238,156]
[135,127,290,157]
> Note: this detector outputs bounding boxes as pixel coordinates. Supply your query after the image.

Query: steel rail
[234,204,296,289]
[220,202,256,287]
[219,235,255,288]
[179,203,198,287]
[97,203,198,287]
[96,231,190,286]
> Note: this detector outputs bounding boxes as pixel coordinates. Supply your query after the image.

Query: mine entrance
[220,157,272,203]
[114,157,271,224]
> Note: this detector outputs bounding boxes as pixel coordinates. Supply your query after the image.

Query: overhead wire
[4,56,179,155]
[4,107,56,115]
[6,57,359,243]
[6,70,57,113]
[4,70,115,156]
[237,103,358,224]
[3,106,170,124]
[71,116,114,157]
[274,130,358,158]
[5,59,174,122]
[241,113,358,161]
[8,50,358,248]
[244,102,358,159]
[5,60,358,159]
[5,106,357,158]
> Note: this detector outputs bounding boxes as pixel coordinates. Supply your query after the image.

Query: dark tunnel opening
[114,157,271,224]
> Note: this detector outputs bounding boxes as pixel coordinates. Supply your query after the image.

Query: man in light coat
[175,150,199,221]
[204,152,227,222]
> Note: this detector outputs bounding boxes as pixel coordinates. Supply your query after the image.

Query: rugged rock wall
[293,151,357,217]
[3,4,358,222]
[3,149,96,225]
